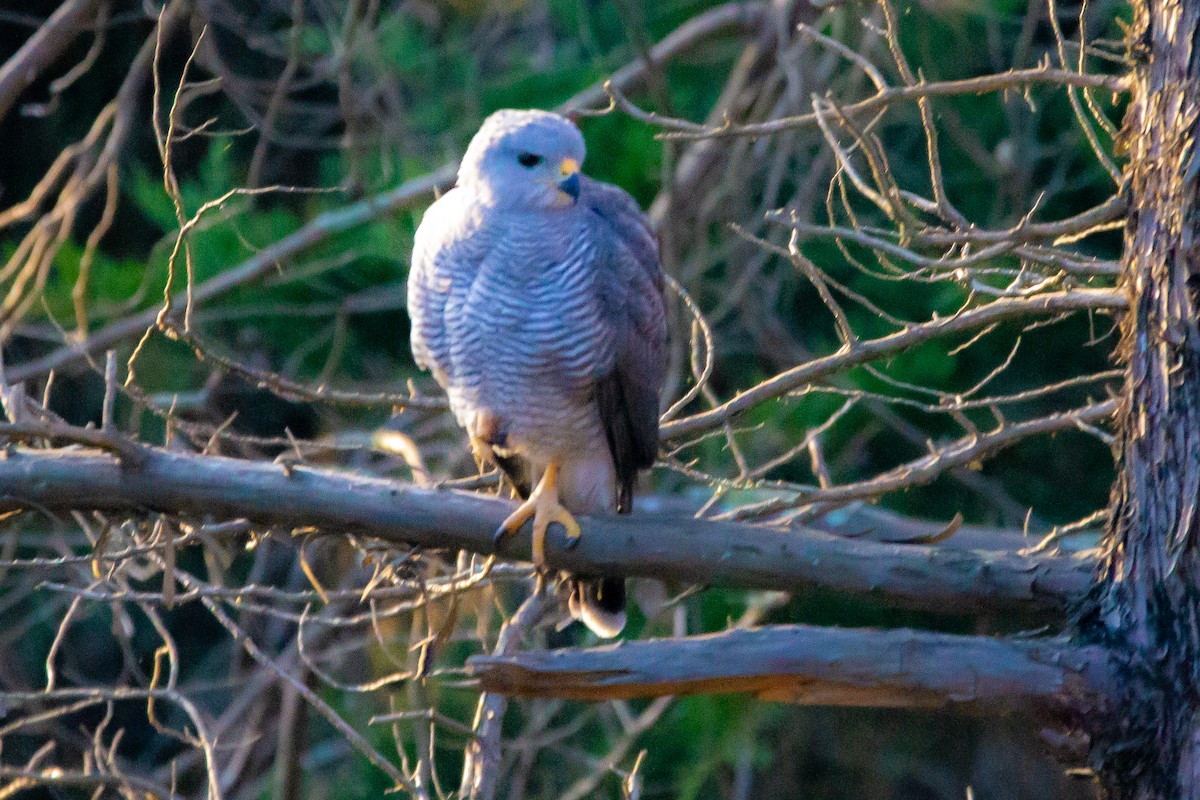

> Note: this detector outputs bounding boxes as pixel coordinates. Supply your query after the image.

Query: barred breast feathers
[448,216,615,409]
[408,171,664,465]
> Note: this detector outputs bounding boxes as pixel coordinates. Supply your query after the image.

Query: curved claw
[492,462,581,565]
[494,504,533,549]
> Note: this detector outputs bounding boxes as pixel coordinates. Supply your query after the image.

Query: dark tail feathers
[569,576,626,638]
[493,453,628,638]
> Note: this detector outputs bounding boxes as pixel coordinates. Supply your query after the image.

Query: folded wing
[582,176,668,513]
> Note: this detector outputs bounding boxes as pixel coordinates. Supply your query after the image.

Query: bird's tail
[568,576,626,638]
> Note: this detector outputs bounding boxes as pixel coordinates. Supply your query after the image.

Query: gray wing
[581,176,667,513]
[407,187,475,389]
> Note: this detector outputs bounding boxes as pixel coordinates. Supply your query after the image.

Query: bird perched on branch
[407,109,667,637]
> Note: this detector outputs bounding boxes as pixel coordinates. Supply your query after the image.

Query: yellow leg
[494,462,581,564]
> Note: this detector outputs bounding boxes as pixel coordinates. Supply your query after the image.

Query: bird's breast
[443,232,613,451]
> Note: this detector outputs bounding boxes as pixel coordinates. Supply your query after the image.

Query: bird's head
[458,109,586,211]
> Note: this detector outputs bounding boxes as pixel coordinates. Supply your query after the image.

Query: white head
[458,109,586,211]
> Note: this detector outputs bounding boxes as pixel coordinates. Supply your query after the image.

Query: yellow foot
[493,462,581,564]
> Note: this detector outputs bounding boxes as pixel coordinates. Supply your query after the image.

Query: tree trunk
[1085,0,1200,794]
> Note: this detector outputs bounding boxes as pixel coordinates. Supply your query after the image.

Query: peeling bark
[1081,0,1200,794]
[468,625,1113,712]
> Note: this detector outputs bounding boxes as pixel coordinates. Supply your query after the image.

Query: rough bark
[1080,0,1200,794]
[469,625,1112,712]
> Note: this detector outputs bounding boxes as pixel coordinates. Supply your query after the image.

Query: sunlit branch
[0,443,1093,615]
[468,624,1112,709]
[661,288,1124,440]
[727,399,1117,522]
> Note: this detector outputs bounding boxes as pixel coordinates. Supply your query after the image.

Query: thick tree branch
[468,624,1112,711]
[0,444,1094,615]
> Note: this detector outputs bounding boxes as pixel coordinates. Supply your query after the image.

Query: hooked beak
[557,158,581,202]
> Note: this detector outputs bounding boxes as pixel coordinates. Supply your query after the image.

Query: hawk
[407,109,667,637]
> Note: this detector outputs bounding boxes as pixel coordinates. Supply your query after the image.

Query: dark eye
[517,152,543,168]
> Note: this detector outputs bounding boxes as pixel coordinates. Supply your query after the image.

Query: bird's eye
[517,152,543,168]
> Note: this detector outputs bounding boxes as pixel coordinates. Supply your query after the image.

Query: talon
[493,461,580,565]
[495,502,534,548]
[558,510,582,549]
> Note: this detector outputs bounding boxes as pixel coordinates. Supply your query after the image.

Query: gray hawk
[407,109,667,637]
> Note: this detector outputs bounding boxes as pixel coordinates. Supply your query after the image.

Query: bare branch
[468,624,1112,711]
[461,591,548,800]
[564,1,776,113]
[0,765,180,800]
[0,420,145,463]
[652,63,1128,140]
[0,444,1095,615]
[0,0,102,123]
[728,399,1118,521]
[662,288,1124,440]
